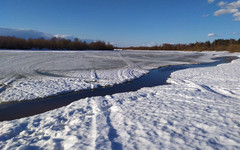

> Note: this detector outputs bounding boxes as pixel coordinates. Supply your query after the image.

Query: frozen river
[0,56,237,121]
[0,50,239,150]
[0,50,215,103]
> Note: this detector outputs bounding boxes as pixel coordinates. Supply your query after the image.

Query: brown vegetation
[121,39,240,52]
[0,36,114,50]
[1,36,239,52]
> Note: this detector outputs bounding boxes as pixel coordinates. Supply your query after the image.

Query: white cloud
[214,0,240,21]
[218,1,227,7]
[54,35,94,43]
[54,34,73,39]
[233,11,240,20]
[214,8,238,16]
[227,0,240,9]
[208,33,217,37]
[208,0,215,4]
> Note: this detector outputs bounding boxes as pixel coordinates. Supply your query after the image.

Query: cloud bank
[208,33,217,37]
[214,0,240,21]
[0,27,53,39]
[0,27,94,43]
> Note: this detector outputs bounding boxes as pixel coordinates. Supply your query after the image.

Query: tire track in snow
[0,53,60,94]
[90,99,97,150]
[214,88,240,99]
[178,79,235,99]
[102,99,123,150]
[117,52,142,82]
[95,98,123,150]
[106,108,123,150]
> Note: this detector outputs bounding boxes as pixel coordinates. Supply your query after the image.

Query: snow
[0,50,225,103]
[0,50,239,149]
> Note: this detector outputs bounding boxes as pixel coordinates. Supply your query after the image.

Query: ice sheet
[0,51,239,150]
[0,50,229,103]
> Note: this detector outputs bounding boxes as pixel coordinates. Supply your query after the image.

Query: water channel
[0,56,237,121]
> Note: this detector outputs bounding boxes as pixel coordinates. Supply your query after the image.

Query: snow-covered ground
[0,50,239,149]
[0,50,225,103]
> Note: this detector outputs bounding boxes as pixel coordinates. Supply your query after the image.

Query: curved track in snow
[0,54,239,149]
[0,50,218,103]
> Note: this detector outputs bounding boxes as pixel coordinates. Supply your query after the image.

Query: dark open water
[0,56,237,121]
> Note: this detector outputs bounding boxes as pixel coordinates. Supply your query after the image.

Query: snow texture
[0,50,222,103]
[0,50,239,150]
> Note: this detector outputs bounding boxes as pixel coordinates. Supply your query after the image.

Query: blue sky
[0,0,239,46]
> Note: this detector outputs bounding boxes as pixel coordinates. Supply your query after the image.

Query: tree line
[121,38,240,52]
[0,36,114,50]
[1,36,240,52]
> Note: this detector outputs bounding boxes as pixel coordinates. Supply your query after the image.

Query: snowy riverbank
[0,51,239,149]
[0,50,228,103]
